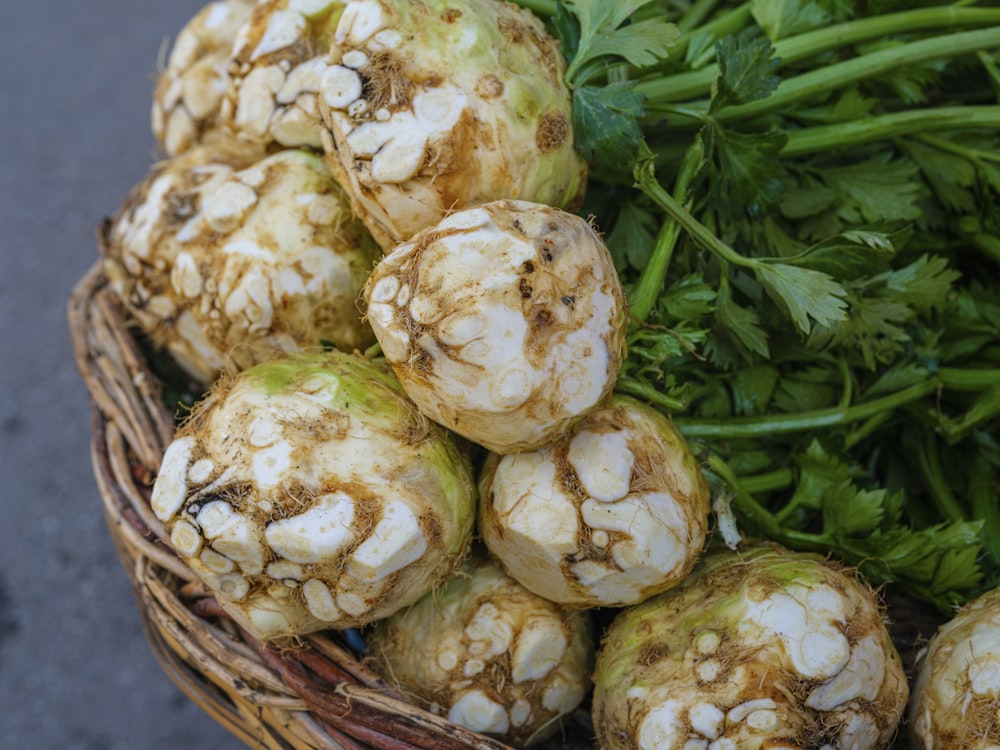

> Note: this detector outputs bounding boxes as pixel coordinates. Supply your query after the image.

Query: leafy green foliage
[729,365,780,415]
[558,0,678,84]
[604,194,659,273]
[755,262,847,334]
[707,277,771,366]
[791,87,877,124]
[783,441,984,607]
[710,27,782,113]
[798,153,926,231]
[805,254,958,369]
[783,224,904,278]
[572,84,649,174]
[554,0,677,173]
[750,0,832,41]
[700,125,789,221]
[533,0,1000,611]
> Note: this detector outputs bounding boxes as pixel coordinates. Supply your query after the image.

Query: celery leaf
[750,0,831,41]
[730,365,780,416]
[878,254,960,314]
[605,194,659,273]
[706,280,770,367]
[805,152,925,229]
[711,27,781,113]
[572,84,647,173]
[784,224,906,279]
[755,262,848,334]
[558,0,677,86]
[701,124,789,221]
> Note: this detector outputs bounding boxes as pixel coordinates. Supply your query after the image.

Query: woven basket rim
[68,258,533,750]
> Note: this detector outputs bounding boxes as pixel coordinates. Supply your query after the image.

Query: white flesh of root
[363,199,628,454]
[219,0,348,150]
[152,0,259,156]
[479,395,711,608]
[367,555,593,746]
[150,351,476,639]
[103,144,381,384]
[592,543,909,750]
[316,0,587,249]
[910,585,1000,749]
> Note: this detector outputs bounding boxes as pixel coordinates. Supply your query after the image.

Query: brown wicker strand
[91,411,195,581]
[70,263,173,469]
[137,603,297,750]
[104,421,172,546]
[313,720,372,750]
[141,566,302,701]
[302,636,400,694]
[248,633,512,750]
[94,223,177,451]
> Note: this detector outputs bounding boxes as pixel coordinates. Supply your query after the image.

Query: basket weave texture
[68,257,530,750]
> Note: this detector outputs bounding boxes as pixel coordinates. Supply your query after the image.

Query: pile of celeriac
[102,0,1000,748]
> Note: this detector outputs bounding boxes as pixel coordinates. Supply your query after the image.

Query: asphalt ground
[2,2,245,747]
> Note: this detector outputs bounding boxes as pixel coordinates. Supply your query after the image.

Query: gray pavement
[2,2,245,748]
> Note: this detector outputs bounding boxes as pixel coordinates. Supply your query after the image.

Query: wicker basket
[67,255,554,750]
[69,243,944,750]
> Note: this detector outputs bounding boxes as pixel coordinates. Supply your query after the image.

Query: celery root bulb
[316,0,587,249]
[367,554,593,746]
[910,585,1000,748]
[150,351,476,640]
[151,0,258,156]
[362,199,628,454]
[479,394,710,608]
[103,145,381,384]
[593,543,908,750]
[219,0,348,150]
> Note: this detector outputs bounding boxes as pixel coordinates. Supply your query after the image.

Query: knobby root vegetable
[151,0,258,156]
[316,0,587,249]
[103,144,381,384]
[366,553,593,746]
[220,0,348,150]
[910,585,1000,749]
[479,394,710,608]
[592,543,908,750]
[363,199,628,454]
[149,350,476,639]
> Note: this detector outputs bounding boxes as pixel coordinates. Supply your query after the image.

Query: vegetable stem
[669,2,752,66]
[716,27,1000,124]
[740,468,794,495]
[782,106,1000,158]
[938,367,1000,391]
[969,233,1000,266]
[979,48,1000,90]
[509,0,556,17]
[628,143,702,325]
[676,0,721,34]
[636,10,1000,105]
[615,375,689,412]
[844,411,894,450]
[970,458,1000,567]
[706,455,826,549]
[918,430,968,523]
[915,132,1000,164]
[674,379,941,438]
[944,385,1000,442]
[705,454,784,539]
[629,220,684,325]
[635,154,754,271]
